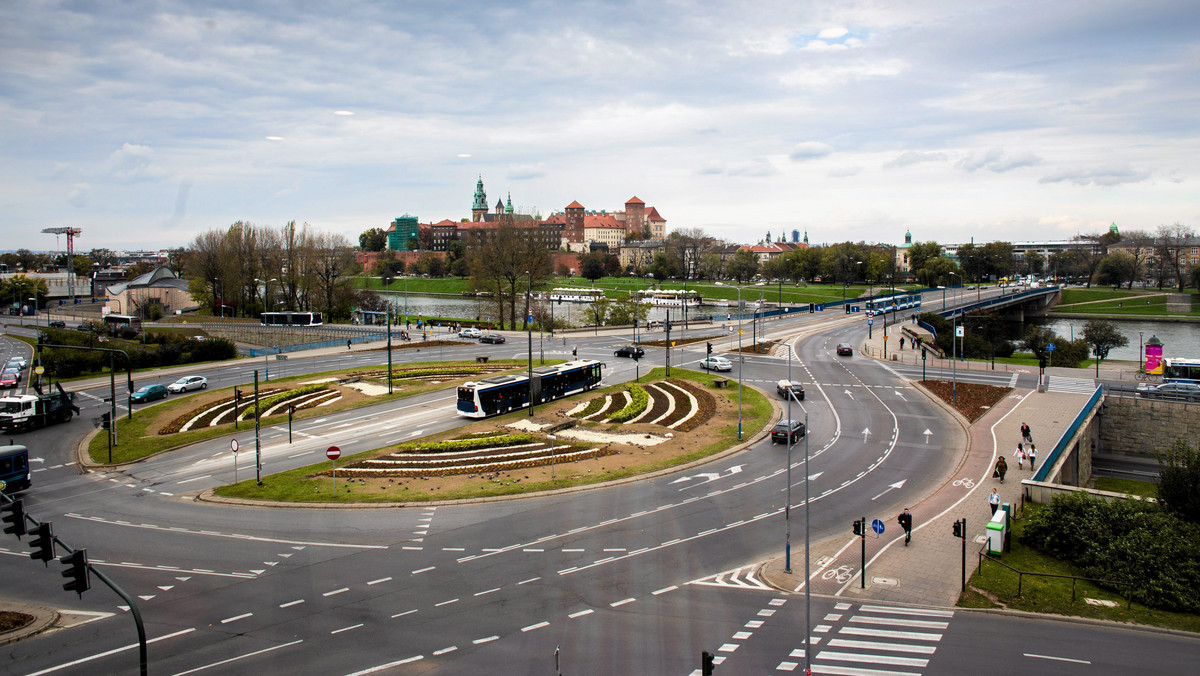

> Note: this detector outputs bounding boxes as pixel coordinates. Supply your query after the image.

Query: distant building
[104,266,195,316]
[386,215,420,251]
[791,229,801,243]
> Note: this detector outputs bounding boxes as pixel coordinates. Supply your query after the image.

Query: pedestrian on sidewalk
[1020,422,1033,444]
[995,456,1008,483]
[1014,443,1026,470]
[989,488,1001,515]
[897,508,913,545]
[899,337,905,350]
[1028,444,1038,472]
[346,339,352,350]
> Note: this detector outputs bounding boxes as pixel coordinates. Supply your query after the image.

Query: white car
[6,357,26,370]
[699,356,733,372]
[458,327,483,338]
[167,375,208,393]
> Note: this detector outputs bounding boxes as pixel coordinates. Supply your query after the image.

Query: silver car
[167,375,208,393]
[699,356,733,372]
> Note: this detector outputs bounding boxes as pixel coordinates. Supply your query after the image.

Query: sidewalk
[759,353,1093,607]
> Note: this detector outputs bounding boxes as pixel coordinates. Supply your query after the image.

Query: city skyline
[1,1,1197,251]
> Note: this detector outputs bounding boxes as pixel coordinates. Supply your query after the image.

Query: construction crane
[42,227,83,308]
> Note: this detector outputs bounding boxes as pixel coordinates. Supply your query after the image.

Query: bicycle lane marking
[831,389,1032,596]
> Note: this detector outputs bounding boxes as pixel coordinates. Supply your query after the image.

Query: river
[376,292,748,326]
[1043,317,1200,361]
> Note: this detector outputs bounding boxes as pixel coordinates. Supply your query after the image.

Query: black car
[836,343,854,356]
[75,323,92,332]
[1138,382,1200,402]
[614,345,645,359]
[771,419,806,444]
[776,380,805,401]
[48,320,66,328]
[480,333,506,344]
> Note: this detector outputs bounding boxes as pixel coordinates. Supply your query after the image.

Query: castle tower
[471,176,488,222]
[565,200,585,247]
[625,196,645,237]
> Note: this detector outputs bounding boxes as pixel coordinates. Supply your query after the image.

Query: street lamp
[256,278,278,379]
[526,271,535,417]
[736,284,744,440]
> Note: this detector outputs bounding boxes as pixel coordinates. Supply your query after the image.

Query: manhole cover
[873,577,898,586]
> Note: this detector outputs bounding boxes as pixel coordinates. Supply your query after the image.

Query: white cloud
[818,27,850,40]
[105,143,166,183]
[827,166,862,178]
[789,142,833,161]
[67,183,89,207]
[696,158,778,177]
[884,151,948,169]
[958,149,1043,173]
[1039,166,1151,187]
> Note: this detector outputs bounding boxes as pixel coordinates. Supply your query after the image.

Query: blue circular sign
[871,518,885,535]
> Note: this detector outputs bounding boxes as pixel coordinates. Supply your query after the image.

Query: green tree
[726,250,760,283]
[906,241,943,273]
[979,242,1014,280]
[1157,439,1200,523]
[648,252,677,281]
[955,243,984,283]
[697,252,723,280]
[1095,253,1138,288]
[1081,319,1129,376]
[359,228,388,252]
[580,251,607,281]
[581,296,610,328]
[917,256,959,288]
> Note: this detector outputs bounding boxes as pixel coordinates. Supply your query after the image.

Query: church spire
[472,175,487,211]
[505,192,514,215]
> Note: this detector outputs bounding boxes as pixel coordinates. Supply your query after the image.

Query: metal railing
[1031,385,1103,483]
[976,546,1132,609]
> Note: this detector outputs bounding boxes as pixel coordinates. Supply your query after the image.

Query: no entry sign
[326,446,341,461]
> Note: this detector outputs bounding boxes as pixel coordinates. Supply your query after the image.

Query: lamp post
[773,336,811,676]
[526,271,535,417]
[736,284,744,440]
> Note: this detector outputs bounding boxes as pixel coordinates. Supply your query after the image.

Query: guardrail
[1031,384,1104,483]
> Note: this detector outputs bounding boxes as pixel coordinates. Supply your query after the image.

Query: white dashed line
[522,621,549,632]
[221,613,252,624]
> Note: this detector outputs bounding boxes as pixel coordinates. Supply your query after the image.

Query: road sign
[1046,343,1056,352]
[867,319,873,326]
[871,518,885,535]
[326,446,341,461]
[231,439,239,454]
[955,326,964,337]
[34,366,44,375]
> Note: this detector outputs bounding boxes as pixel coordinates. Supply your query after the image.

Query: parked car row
[1137,382,1200,402]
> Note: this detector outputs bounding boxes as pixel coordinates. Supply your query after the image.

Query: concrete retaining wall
[1098,395,1200,460]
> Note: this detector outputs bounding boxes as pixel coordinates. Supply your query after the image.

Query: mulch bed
[657,381,694,427]
[918,380,1013,423]
[671,379,717,432]
[638,383,670,422]
[595,391,629,419]
[0,611,34,634]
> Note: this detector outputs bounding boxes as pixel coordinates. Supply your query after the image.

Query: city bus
[1162,358,1200,384]
[102,313,143,334]
[261,311,323,326]
[457,359,605,418]
[0,444,30,493]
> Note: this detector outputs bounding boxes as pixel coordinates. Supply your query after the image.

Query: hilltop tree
[726,250,760,283]
[359,227,388,252]
[1081,319,1129,377]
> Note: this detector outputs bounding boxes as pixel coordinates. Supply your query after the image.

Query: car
[614,345,645,359]
[75,323,92,332]
[130,384,169,403]
[836,343,854,356]
[458,327,482,338]
[0,373,17,389]
[771,419,806,444]
[699,356,733,372]
[2,366,20,381]
[167,375,208,393]
[479,333,506,344]
[6,357,26,370]
[1138,382,1200,402]
[776,380,805,401]
[48,320,66,328]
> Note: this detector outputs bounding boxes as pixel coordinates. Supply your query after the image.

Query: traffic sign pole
[231,439,239,484]
[327,446,341,498]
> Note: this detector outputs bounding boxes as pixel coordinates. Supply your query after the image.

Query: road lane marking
[828,639,936,654]
[838,627,943,642]
[518,577,541,585]
[391,610,417,618]
[367,577,392,585]
[433,647,457,656]
[848,616,948,629]
[174,475,212,484]
[344,654,424,675]
[64,514,387,549]
[168,639,303,676]
[568,609,593,618]
[1025,653,1091,665]
[652,586,677,595]
[474,588,500,596]
[523,621,549,632]
[221,613,252,624]
[25,628,195,676]
[435,598,459,607]
[816,650,929,667]
[610,598,635,607]
[473,636,498,644]
[280,599,304,608]
[331,624,363,634]
[323,588,349,597]
[412,566,435,574]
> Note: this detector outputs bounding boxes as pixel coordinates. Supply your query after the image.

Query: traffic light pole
[860,516,866,588]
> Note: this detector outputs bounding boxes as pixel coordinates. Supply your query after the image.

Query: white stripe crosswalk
[1046,375,1097,394]
[768,603,952,676]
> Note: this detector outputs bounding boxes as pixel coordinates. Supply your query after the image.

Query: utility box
[986,510,1006,555]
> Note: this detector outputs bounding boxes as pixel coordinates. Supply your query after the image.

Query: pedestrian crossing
[1045,375,1097,394]
[772,602,952,675]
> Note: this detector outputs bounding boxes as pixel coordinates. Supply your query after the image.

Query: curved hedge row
[608,385,649,423]
[393,433,533,455]
[242,383,329,420]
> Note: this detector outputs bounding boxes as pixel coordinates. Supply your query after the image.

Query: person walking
[346,339,352,350]
[995,456,1008,483]
[897,508,913,546]
[899,337,905,350]
[1028,444,1038,472]
[1014,443,1026,470]
[1020,422,1033,445]
[989,488,1001,515]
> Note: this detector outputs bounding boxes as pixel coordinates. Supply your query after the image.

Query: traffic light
[100,412,111,430]
[2,499,27,538]
[60,548,90,596]
[29,522,54,564]
[702,650,715,676]
[845,304,851,314]
[952,519,963,538]
[706,342,713,355]
[808,302,815,313]
[852,518,863,536]
[288,404,296,421]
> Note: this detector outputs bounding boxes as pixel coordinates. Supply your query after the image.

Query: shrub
[608,385,648,423]
[1156,439,1200,523]
[393,433,533,454]
[1021,492,1200,612]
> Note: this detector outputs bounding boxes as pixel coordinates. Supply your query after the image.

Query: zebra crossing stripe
[816,650,929,668]
[848,616,949,630]
[857,605,953,618]
[838,626,943,642]
[827,639,937,654]
[803,664,921,676]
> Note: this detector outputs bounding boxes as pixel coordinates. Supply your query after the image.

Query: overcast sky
[2,0,1197,254]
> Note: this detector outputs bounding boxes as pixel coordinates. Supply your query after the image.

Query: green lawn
[962,507,1200,632]
[1059,288,1149,305]
[1093,476,1158,498]
[213,366,773,503]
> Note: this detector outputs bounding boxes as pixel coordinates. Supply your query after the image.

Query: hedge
[608,385,649,423]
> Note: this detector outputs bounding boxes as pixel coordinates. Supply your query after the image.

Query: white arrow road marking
[783,472,824,492]
[862,427,871,442]
[894,390,906,400]
[871,479,907,501]
[923,429,933,444]
[844,390,855,400]
[674,466,745,490]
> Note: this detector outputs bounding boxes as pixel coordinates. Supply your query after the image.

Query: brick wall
[1099,396,1200,459]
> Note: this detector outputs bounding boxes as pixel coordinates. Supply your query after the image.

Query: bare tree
[1118,228,1155,289]
[310,232,357,320]
[1155,223,1196,289]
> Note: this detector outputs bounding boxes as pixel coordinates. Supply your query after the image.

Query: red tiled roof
[645,207,664,221]
[584,214,623,228]
[566,200,584,209]
[543,213,566,224]
[625,196,644,205]
[433,219,457,226]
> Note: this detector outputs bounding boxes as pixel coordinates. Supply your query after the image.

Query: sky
[2,0,1198,254]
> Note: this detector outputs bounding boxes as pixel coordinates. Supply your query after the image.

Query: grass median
[87,359,537,465]
[213,367,773,504]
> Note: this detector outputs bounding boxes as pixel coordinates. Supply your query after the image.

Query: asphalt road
[3,294,1196,675]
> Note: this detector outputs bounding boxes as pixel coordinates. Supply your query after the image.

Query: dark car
[776,380,805,401]
[75,323,92,332]
[771,419,806,444]
[480,333,506,344]
[836,343,854,356]
[130,384,169,404]
[1138,382,1200,402]
[614,345,645,359]
[48,320,66,328]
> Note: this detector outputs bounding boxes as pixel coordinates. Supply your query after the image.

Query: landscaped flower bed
[159,388,286,434]
[607,385,648,423]
[240,383,329,420]
[571,396,606,419]
[918,380,1012,422]
[336,445,618,478]
[392,433,533,454]
[670,379,716,432]
[658,380,695,427]
[631,383,669,423]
